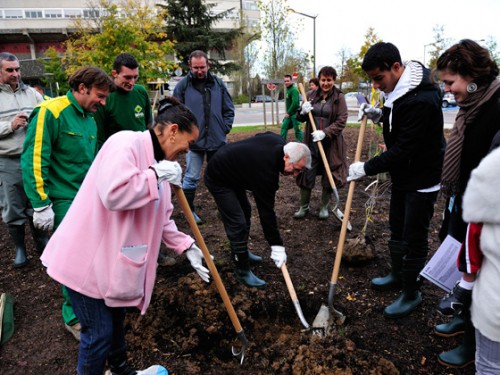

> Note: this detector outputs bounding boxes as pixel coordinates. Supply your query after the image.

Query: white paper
[420,235,462,292]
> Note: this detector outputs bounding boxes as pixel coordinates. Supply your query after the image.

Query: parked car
[252,95,272,103]
[344,92,367,108]
[442,92,457,108]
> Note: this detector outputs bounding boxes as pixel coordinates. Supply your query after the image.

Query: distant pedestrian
[280,74,303,142]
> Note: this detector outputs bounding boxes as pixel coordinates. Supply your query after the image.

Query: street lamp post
[287,8,318,78]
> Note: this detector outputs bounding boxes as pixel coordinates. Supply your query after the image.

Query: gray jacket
[0,82,43,156]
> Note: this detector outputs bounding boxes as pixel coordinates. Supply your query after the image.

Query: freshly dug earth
[0,126,475,375]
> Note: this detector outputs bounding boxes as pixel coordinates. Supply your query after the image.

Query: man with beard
[174,50,235,224]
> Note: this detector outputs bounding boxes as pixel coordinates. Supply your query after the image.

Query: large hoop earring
[467,82,478,93]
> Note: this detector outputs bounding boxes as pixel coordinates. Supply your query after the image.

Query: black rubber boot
[384,257,426,318]
[293,188,311,219]
[8,225,28,268]
[438,311,475,368]
[434,313,466,337]
[231,242,266,288]
[230,241,262,264]
[371,240,407,291]
[29,219,50,254]
[108,350,137,375]
[183,188,202,224]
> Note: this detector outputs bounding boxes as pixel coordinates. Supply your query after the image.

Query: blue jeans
[66,288,127,375]
[182,150,217,190]
[389,187,438,259]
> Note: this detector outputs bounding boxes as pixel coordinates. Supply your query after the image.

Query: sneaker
[64,322,81,341]
[437,283,472,316]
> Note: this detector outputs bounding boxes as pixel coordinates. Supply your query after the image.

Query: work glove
[150,160,182,187]
[186,244,210,283]
[357,103,382,123]
[311,130,326,142]
[347,162,366,182]
[300,101,313,115]
[33,204,55,232]
[270,245,287,268]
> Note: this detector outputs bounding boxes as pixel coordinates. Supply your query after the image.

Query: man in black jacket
[204,132,311,288]
[349,42,446,318]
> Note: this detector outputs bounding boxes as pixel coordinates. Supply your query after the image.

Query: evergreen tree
[159,0,242,75]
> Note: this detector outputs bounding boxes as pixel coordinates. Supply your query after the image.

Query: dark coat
[297,86,348,188]
[364,66,446,191]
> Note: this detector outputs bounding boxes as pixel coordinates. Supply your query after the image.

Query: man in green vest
[280,74,303,142]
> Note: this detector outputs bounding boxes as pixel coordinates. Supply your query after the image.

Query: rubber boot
[108,350,136,375]
[8,225,28,268]
[230,241,262,264]
[318,189,330,220]
[29,219,50,254]
[438,311,475,368]
[183,188,202,224]
[434,313,466,337]
[293,188,311,219]
[371,240,407,291]
[231,242,266,288]
[384,257,426,318]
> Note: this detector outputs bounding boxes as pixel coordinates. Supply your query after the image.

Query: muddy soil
[0,126,474,375]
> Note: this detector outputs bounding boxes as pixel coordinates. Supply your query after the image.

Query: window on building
[63,9,83,18]
[83,9,100,18]
[45,10,63,18]
[246,17,259,28]
[242,1,258,11]
[4,9,24,19]
[25,10,43,18]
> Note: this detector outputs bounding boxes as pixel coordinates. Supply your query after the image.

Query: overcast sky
[285,0,500,69]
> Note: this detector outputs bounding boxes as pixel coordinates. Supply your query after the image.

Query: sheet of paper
[121,244,147,262]
[420,235,462,292]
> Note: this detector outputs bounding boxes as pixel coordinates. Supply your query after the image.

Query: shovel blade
[311,304,333,337]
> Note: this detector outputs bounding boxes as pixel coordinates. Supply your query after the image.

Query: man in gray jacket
[174,50,235,224]
[0,52,49,267]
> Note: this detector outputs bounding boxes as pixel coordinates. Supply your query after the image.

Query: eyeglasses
[158,101,174,114]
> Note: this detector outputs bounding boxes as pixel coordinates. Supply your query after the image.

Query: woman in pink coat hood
[40,96,209,375]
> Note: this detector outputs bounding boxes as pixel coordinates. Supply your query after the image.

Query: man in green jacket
[94,53,152,149]
[280,74,303,142]
[22,66,115,341]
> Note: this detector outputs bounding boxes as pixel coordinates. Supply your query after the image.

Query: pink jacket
[40,131,194,314]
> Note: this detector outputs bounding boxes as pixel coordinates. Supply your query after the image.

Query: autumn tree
[42,0,176,87]
[159,0,242,76]
[258,0,309,82]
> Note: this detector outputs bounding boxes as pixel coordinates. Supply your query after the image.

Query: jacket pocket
[105,245,148,301]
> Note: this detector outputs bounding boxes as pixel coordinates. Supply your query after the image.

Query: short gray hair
[284,142,312,169]
[0,52,18,66]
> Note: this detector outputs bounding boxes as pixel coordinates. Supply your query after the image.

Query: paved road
[234,102,458,129]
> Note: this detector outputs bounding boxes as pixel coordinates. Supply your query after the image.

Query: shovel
[297,83,350,229]
[173,186,247,364]
[281,263,311,330]
[312,115,368,336]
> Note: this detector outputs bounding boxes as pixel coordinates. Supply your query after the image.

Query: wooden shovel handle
[330,116,368,283]
[173,186,243,334]
[298,83,337,192]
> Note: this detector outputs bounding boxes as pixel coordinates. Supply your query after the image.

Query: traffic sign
[292,72,298,81]
[267,83,277,91]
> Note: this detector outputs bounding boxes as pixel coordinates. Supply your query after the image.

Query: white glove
[270,245,287,268]
[347,162,366,182]
[33,204,55,231]
[357,103,382,123]
[186,244,210,283]
[150,161,182,187]
[300,101,313,115]
[311,130,326,142]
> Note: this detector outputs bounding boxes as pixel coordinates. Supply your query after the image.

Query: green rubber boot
[438,311,475,368]
[318,189,330,220]
[384,257,426,318]
[293,188,311,219]
[434,313,466,337]
[8,225,28,268]
[231,242,266,288]
[371,240,407,291]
